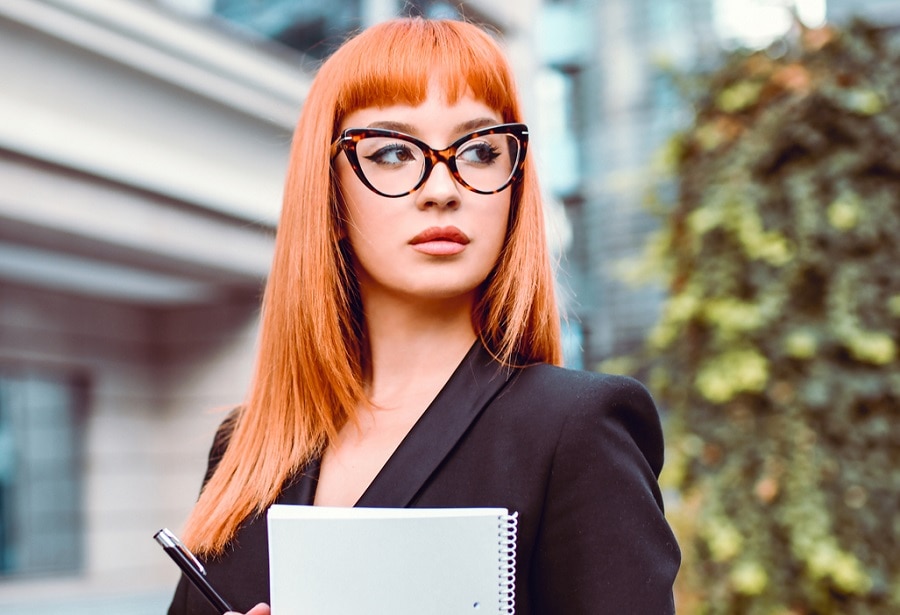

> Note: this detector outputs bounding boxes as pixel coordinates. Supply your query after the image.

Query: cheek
[486,197,513,251]
[339,186,400,279]
[338,167,378,237]
[343,199,379,254]
[336,163,361,213]
[470,197,512,280]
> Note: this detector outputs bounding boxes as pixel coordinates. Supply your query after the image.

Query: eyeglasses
[331,123,529,198]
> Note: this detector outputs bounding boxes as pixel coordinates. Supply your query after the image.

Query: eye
[457,139,501,166]
[362,141,420,166]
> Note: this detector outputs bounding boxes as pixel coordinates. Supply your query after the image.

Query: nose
[415,161,461,210]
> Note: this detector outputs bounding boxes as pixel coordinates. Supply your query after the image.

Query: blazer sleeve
[167,410,240,615]
[530,374,680,614]
[201,408,239,487]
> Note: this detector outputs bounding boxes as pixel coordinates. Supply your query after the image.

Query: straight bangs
[323,19,521,131]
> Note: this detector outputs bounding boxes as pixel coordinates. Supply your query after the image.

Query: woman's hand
[226,603,270,615]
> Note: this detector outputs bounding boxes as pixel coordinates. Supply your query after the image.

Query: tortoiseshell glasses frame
[330,123,529,198]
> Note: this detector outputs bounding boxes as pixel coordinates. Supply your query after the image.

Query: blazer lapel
[355,341,514,508]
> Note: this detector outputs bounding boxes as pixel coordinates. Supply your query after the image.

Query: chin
[401,281,483,305]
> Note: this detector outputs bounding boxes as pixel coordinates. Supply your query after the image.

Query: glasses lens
[355,137,426,196]
[456,133,521,193]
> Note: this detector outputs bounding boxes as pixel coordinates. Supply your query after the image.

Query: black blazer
[168,342,680,614]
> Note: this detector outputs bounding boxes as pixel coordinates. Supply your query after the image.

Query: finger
[225,605,270,615]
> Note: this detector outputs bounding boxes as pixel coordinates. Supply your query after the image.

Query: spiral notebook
[267,504,518,614]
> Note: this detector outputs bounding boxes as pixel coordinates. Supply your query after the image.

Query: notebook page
[267,505,516,615]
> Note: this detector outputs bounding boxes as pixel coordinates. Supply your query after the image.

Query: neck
[361,291,478,408]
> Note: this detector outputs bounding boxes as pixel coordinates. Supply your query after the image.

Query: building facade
[0,0,307,609]
[537,0,900,367]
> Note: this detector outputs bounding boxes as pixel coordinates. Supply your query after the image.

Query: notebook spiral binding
[498,511,518,614]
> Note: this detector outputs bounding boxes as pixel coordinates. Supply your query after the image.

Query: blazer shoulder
[201,407,241,488]
[512,364,665,474]
[516,363,657,417]
[521,366,680,611]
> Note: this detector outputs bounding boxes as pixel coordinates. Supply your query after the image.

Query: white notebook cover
[267,505,517,615]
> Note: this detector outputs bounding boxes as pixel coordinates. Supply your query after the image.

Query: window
[212,0,364,59]
[0,371,86,576]
[404,1,461,19]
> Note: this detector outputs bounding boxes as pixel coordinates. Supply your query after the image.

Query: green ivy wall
[621,20,900,614]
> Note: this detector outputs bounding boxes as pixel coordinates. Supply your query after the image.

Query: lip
[409,226,470,256]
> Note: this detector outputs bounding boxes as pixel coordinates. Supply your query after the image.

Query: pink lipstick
[409,226,470,256]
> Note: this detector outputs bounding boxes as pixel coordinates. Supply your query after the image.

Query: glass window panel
[0,371,85,577]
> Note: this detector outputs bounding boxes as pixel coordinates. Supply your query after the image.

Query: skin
[227,605,269,615]
[229,84,513,615]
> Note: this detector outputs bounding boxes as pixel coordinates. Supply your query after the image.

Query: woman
[168,17,680,615]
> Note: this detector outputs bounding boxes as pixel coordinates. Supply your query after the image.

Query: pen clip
[155,528,208,576]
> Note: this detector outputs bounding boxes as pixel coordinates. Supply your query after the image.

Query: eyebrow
[366,117,501,136]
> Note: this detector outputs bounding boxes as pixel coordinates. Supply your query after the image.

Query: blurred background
[0,0,897,612]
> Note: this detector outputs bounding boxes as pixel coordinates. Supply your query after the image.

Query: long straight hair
[183,17,562,555]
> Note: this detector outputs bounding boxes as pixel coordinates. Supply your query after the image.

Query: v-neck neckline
[279,340,515,508]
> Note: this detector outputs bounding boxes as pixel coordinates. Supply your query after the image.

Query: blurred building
[0,0,308,609]
[534,0,900,367]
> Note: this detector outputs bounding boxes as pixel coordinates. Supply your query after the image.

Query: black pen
[154,527,234,614]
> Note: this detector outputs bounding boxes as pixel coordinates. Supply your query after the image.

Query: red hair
[183,17,562,554]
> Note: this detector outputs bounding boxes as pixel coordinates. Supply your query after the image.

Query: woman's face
[335,84,512,309]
